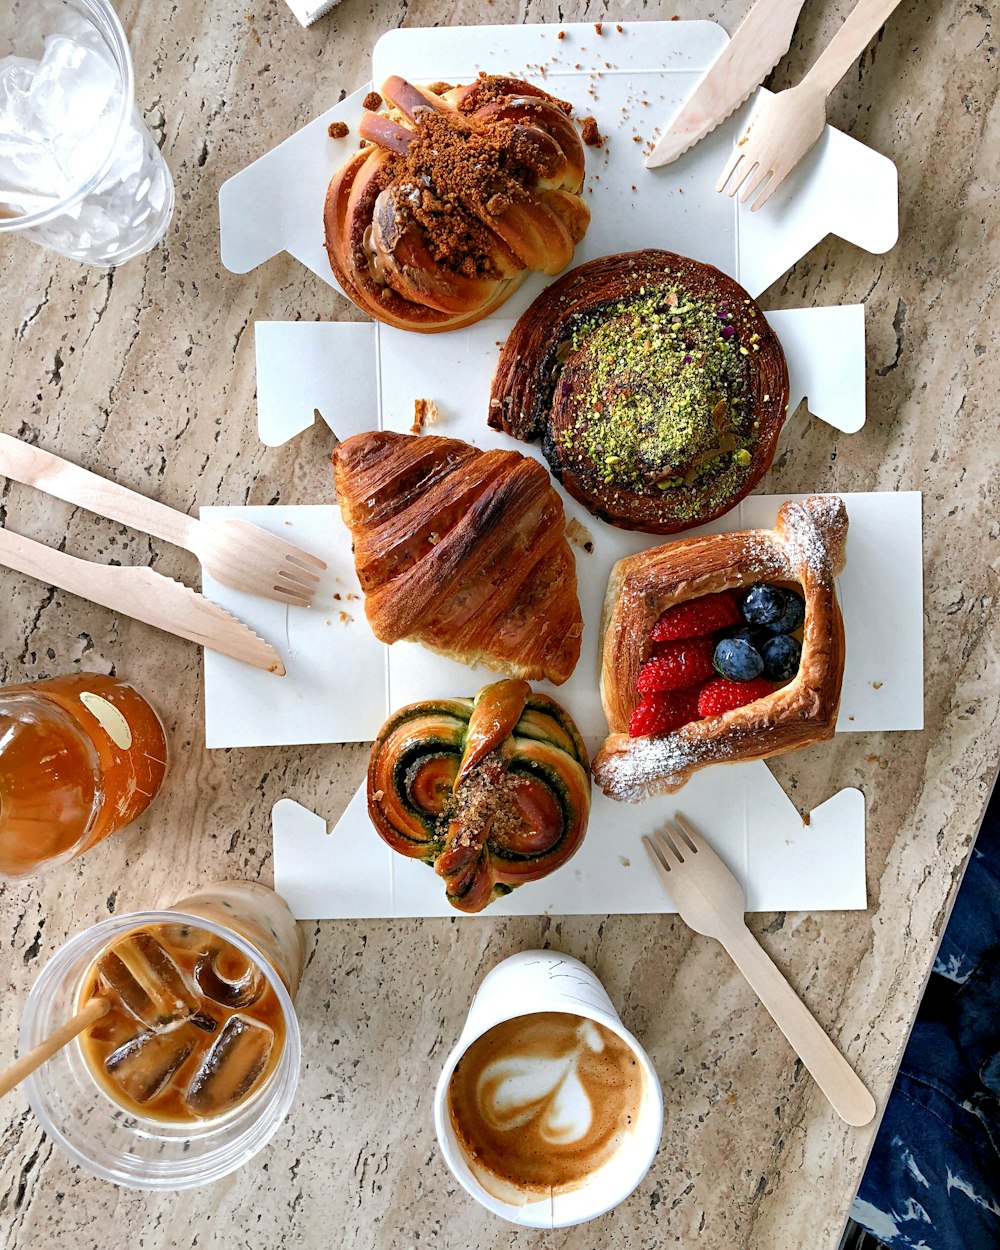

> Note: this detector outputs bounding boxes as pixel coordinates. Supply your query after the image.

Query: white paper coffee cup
[434,950,663,1228]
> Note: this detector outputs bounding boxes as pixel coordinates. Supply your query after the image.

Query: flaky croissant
[324,75,590,332]
[332,430,583,685]
[368,679,591,912]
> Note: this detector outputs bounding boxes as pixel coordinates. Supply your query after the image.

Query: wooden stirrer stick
[0,998,109,1099]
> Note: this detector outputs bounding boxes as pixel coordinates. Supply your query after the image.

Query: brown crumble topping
[377,85,577,279]
[362,91,383,111]
[580,116,604,147]
[557,29,566,38]
[594,21,603,34]
[327,120,349,139]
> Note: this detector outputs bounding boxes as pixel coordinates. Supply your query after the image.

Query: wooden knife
[645,0,809,169]
[0,526,285,674]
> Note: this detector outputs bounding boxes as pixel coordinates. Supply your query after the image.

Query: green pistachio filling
[555,288,754,495]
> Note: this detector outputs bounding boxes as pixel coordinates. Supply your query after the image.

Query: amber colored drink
[0,673,167,878]
[78,920,287,1123]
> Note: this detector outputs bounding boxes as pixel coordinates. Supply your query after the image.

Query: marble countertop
[0,1,997,1246]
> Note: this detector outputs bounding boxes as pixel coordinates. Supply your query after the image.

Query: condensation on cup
[0,0,174,265]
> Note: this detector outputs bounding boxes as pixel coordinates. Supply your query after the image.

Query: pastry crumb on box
[580,116,604,148]
[327,121,349,139]
[362,91,383,111]
[565,517,595,553]
[411,398,439,434]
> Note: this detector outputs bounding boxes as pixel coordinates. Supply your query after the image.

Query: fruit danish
[332,430,583,685]
[368,679,591,912]
[324,75,590,332]
[489,250,789,533]
[593,496,848,801]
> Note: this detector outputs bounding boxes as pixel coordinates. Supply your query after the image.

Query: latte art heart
[448,1012,644,1200]
[476,1019,611,1143]
[477,1055,593,1142]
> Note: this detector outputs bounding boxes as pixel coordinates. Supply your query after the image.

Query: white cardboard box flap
[219,22,898,300]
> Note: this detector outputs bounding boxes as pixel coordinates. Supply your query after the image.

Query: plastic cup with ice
[18,882,302,1189]
[0,1,173,264]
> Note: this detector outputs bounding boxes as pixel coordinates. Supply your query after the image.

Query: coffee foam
[447,1012,642,1201]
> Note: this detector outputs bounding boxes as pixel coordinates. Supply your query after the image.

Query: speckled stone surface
[0,1,996,1246]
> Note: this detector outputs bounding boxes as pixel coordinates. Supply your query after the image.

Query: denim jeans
[850,787,1000,1249]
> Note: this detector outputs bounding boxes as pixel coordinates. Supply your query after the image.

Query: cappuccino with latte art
[447,1011,644,1201]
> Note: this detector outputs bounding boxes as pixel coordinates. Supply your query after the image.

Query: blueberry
[760,634,801,682]
[729,625,768,649]
[741,583,786,626]
[713,636,764,682]
[763,589,805,635]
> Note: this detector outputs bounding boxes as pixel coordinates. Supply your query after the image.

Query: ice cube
[97,931,199,1028]
[185,1015,275,1118]
[0,57,39,139]
[29,35,117,136]
[0,135,66,197]
[194,942,265,1010]
[104,1025,197,1104]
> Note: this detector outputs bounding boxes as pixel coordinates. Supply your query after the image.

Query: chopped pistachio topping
[555,290,751,497]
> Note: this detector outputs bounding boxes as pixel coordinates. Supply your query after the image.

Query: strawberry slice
[696,676,774,718]
[637,638,715,695]
[650,592,741,643]
[628,689,700,738]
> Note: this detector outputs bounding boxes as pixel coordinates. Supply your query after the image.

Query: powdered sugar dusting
[779,496,845,584]
[595,731,740,801]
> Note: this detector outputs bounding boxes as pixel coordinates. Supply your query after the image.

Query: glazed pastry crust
[367,678,591,912]
[593,496,848,801]
[333,430,583,685]
[489,250,789,533]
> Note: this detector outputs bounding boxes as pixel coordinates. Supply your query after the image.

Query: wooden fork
[644,815,876,1126]
[0,433,326,608]
[717,0,905,210]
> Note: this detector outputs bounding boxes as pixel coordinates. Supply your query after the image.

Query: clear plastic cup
[434,950,664,1228]
[0,0,174,265]
[20,882,304,1190]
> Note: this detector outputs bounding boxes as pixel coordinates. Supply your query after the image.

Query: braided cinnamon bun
[489,250,790,533]
[324,75,591,332]
[368,679,591,912]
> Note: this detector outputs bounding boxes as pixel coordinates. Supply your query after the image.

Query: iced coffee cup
[435,951,664,1228]
[20,880,304,1189]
